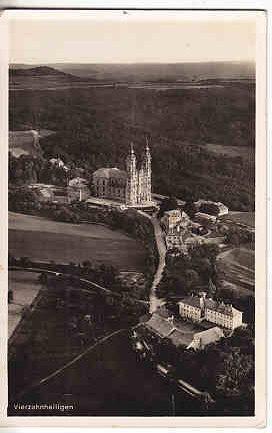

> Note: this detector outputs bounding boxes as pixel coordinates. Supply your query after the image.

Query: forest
[9,74,255,211]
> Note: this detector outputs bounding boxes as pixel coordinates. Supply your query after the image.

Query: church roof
[93,167,127,179]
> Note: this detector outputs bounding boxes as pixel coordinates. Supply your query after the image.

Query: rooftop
[179,296,202,309]
[164,209,181,217]
[144,309,222,349]
[68,177,88,187]
[93,167,127,179]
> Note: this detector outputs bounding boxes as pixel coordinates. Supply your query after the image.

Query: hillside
[9,66,85,90]
[9,66,78,79]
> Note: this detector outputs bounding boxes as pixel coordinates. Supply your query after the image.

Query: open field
[9,212,147,272]
[221,211,255,228]
[217,247,254,296]
[8,270,42,338]
[204,143,254,161]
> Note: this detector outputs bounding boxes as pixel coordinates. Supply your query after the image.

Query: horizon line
[10,60,256,66]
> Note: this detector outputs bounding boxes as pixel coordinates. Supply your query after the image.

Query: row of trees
[9,152,94,189]
[156,242,219,300]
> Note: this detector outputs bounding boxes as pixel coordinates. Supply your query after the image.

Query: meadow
[9,212,147,271]
[217,247,254,296]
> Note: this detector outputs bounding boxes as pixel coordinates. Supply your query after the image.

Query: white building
[162,209,191,232]
[162,210,191,253]
[178,293,243,331]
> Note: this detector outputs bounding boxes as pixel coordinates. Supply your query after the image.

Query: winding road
[137,210,167,313]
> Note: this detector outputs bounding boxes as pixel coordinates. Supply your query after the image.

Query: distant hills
[10,62,255,83]
[9,65,79,80]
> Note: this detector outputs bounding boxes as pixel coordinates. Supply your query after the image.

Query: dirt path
[137,210,166,313]
[149,216,167,313]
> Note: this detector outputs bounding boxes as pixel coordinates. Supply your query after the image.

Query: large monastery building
[92,142,153,207]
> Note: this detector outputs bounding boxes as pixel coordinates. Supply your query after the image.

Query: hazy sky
[8,11,257,64]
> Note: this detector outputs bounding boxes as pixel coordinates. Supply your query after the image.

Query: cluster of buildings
[19,141,156,209]
[132,292,243,355]
[159,197,229,255]
[161,209,192,253]
[28,177,90,204]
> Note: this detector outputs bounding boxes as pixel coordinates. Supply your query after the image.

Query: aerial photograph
[8,11,255,417]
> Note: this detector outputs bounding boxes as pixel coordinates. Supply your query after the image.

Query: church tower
[142,139,152,203]
[125,143,138,205]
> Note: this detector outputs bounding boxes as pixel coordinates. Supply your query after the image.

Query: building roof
[194,212,217,221]
[93,167,127,179]
[39,188,53,198]
[68,177,88,187]
[145,313,174,338]
[29,183,55,189]
[144,308,223,349]
[169,329,194,347]
[204,299,241,317]
[164,209,182,217]
[179,296,202,309]
[189,326,224,349]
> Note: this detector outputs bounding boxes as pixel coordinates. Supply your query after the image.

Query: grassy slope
[9,212,147,271]
[217,247,255,296]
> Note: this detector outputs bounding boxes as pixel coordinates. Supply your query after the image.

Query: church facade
[92,143,153,207]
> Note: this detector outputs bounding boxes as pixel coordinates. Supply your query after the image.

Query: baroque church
[92,142,153,207]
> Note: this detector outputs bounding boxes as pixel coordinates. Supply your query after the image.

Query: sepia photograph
[0,8,267,427]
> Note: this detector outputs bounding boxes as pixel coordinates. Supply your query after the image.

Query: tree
[9,186,40,213]
[184,269,200,290]
[183,200,197,219]
[158,196,179,218]
[215,349,254,399]
[19,256,32,267]
[38,272,48,285]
